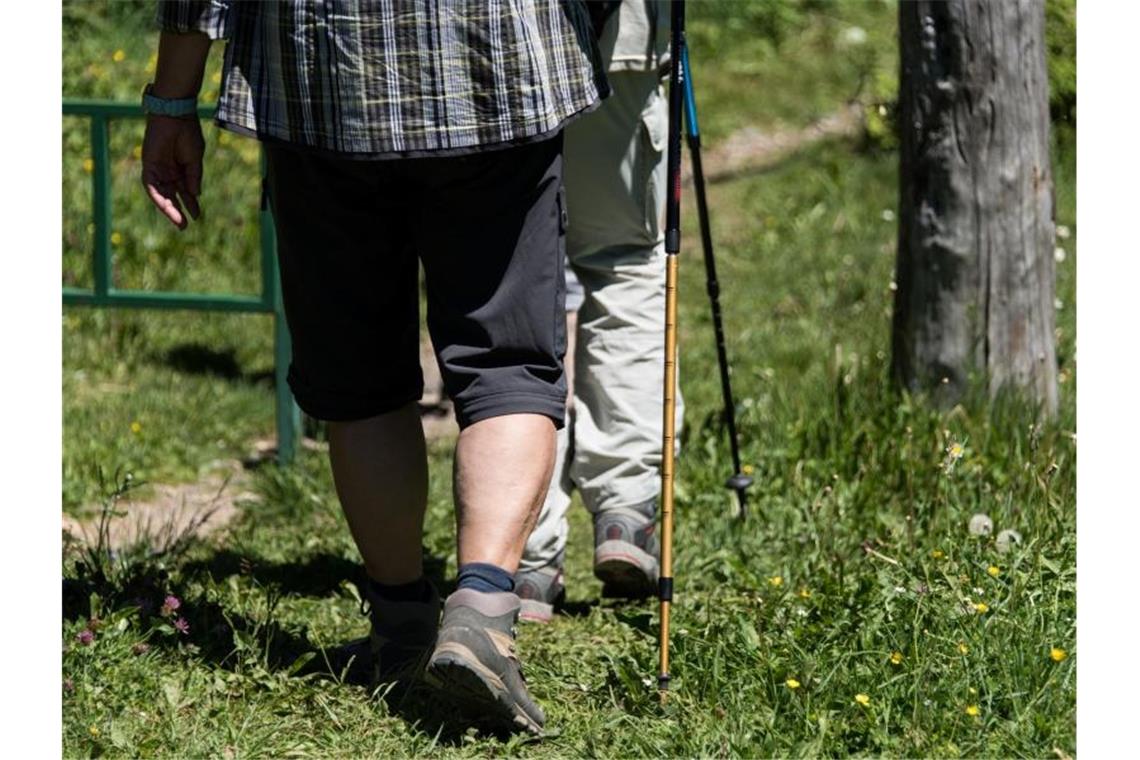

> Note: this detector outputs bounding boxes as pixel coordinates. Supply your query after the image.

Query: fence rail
[62,98,300,464]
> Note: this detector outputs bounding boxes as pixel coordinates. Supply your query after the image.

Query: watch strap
[142,84,198,118]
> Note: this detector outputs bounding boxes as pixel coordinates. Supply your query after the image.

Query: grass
[62,2,1076,756]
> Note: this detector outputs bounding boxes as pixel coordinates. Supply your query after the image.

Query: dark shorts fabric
[264,135,568,428]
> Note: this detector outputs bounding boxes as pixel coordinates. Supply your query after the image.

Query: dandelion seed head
[995,529,1023,554]
[968,513,994,536]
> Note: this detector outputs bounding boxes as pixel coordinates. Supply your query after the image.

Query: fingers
[177,182,202,221]
[184,160,203,198]
[146,181,186,229]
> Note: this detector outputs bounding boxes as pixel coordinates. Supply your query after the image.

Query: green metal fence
[62,99,301,464]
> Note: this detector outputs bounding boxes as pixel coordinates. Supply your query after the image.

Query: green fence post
[91,115,112,296]
[259,156,301,465]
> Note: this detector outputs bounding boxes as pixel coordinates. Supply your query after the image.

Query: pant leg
[564,69,683,515]
[519,424,573,572]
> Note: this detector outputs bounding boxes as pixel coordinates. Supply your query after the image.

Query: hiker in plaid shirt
[141,0,608,735]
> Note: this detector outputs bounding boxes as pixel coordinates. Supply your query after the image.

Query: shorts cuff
[288,371,424,422]
[455,391,566,431]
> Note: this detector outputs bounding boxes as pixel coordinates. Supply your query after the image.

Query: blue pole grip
[681,42,699,140]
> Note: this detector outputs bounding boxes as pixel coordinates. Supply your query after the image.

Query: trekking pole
[680,41,754,519]
[658,0,684,700]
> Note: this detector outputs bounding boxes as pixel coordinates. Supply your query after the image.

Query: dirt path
[62,465,256,553]
[684,103,863,184]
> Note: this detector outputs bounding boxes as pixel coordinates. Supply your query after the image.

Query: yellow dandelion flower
[89,725,101,737]
[854,693,871,707]
[146,54,157,73]
[785,678,801,690]
[974,602,989,614]
[112,49,126,63]
[82,158,94,173]
[110,232,123,247]
[211,71,222,85]
[798,588,811,600]
[889,651,903,665]
[948,442,965,459]
[965,704,980,717]
[1051,647,1067,662]
[742,463,755,475]
[130,421,142,435]
[930,549,944,559]
[132,145,143,160]
[957,642,969,655]
[987,565,1000,577]
[768,576,783,587]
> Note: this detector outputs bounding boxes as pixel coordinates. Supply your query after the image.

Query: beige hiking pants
[521,70,683,572]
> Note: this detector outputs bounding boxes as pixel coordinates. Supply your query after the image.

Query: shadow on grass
[160,343,275,386]
[177,548,454,599]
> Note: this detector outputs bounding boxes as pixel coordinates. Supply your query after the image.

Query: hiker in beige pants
[516,0,683,621]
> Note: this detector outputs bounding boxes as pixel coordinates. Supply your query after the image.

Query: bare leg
[326,401,427,585]
[454,413,556,573]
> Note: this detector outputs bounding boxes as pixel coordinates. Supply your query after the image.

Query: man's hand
[142,115,205,230]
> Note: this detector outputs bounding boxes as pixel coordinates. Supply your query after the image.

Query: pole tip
[658,673,671,690]
[725,473,754,491]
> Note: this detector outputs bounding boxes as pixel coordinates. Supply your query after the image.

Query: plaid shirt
[157,1,610,156]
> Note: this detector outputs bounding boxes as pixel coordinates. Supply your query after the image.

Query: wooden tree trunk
[892,0,1058,414]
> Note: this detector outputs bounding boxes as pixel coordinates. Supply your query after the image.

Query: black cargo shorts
[264,135,568,429]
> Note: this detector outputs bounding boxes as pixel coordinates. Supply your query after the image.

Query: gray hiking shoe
[515,552,566,624]
[364,580,441,685]
[594,500,659,599]
[425,589,545,735]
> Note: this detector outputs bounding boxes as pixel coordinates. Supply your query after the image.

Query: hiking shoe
[594,500,659,599]
[364,580,441,685]
[425,589,545,735]
[515,553,566,624]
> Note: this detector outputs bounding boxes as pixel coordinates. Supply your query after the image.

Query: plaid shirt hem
[156,0,609,156]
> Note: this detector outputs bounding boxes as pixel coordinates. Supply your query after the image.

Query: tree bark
[892,0,1058,414]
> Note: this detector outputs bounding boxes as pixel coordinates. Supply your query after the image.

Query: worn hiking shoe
[364,580,441,685]
[594,500,659,598]
[515,553,566,624]
[425,589,545,735]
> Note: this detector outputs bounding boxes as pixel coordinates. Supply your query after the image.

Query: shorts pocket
[638,87,668,241]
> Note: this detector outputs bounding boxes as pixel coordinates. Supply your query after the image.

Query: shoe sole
[594,540,658,599]
[518,598,554,624]
[425,645,543,736]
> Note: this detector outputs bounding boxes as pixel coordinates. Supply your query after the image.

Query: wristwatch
[141,84,198,118]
